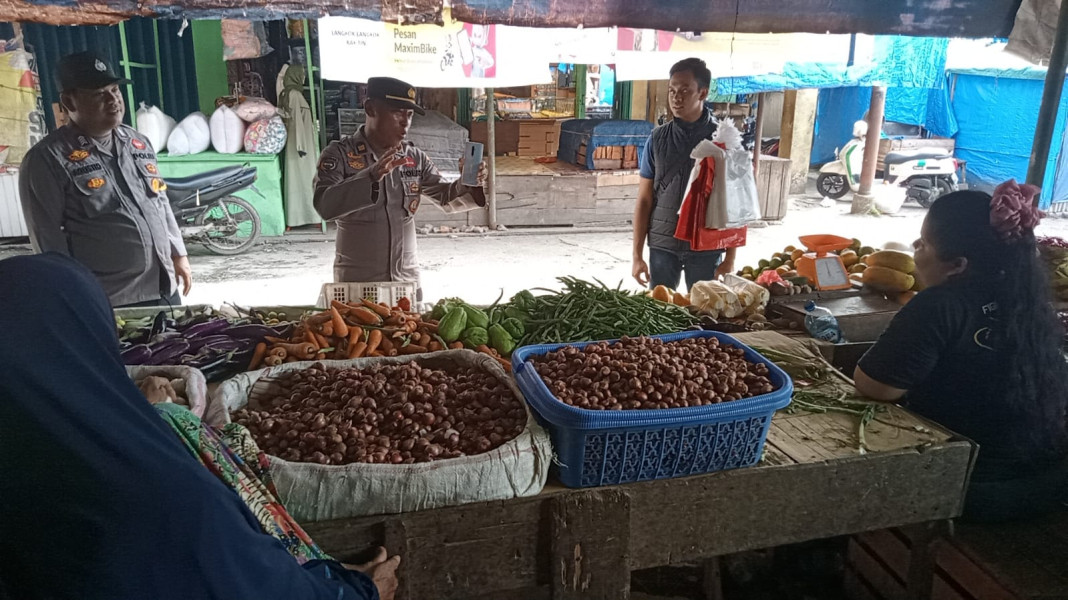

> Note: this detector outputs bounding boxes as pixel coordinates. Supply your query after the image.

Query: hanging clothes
[278,64,321,228]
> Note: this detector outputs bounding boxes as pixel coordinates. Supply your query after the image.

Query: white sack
[167,112,211,156]
[209,350,552,522]
[135,103,177,153]
[209,105,246,154]
[126,365,208,418]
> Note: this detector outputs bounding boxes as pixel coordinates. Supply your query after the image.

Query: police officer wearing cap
[314,77,487,300]
[19,51,192,308]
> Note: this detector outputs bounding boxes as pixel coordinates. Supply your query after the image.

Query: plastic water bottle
[803,301,845,343]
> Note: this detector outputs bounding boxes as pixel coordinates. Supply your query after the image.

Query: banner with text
[320,15,552,88]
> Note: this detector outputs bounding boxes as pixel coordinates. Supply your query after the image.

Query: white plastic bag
[208,350,552,521]
[135,102,177,152]
[681,139,728,228]
[689,280,741,318]
[720,148,762,228]
[167,112,211,156]
[126,365,208,418]
[209,105,246,154]
[721,273,770,316]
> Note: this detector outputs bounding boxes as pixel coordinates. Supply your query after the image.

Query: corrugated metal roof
[452,0,1023,38]
[0,0,443,26]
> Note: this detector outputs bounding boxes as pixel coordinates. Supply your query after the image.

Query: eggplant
[182,318,231,339]
[121,344,153,365]
[176,313,212,331]
[224,323,288,341]
[186,335,248,354]
[142,339,191,365]
[150,330,183,344]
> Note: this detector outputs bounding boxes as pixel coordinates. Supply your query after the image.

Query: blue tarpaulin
[810,67,1068,207]
[557,119,654,170]
[717,36,949,96]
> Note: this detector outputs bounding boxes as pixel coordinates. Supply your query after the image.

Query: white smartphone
[462,142,484,186]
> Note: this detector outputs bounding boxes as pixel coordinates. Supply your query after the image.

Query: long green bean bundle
[508,277,697,346]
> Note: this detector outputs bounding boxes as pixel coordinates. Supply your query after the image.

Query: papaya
[839,250,860,268]
[865,250,915,274]
[790,249,805,262]
[849,273,865,283]
[863,265,915,293]
[776,266,791,276]
[848,263,867,274]
[651,285,672,303]
[672,291,690,307]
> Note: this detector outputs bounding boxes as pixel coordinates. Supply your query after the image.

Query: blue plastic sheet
[811,87,870,166]
[949,73,1068,206]
[556,119,654,170]
[718,35,948,95]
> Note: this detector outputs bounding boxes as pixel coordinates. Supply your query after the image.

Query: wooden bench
[845,511,1068,600]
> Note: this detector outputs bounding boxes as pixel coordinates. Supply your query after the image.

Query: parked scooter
[816,121,960,208]
[165,165,262,255]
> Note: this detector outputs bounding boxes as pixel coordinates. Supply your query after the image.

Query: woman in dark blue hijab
[0,253,386,599]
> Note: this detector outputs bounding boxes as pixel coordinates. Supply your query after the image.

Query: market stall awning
[451,0,1021,38]
[2,0,1021,37]
[0,0,441,26]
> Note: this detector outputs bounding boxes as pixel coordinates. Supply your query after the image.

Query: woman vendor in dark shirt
[855,184,1068,522]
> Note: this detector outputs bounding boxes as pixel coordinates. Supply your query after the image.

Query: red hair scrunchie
[990,179,1043,241]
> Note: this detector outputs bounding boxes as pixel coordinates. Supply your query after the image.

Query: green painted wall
[191,21,228,115]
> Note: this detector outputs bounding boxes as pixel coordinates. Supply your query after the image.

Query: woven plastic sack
[126,365,208,418]
[243,116,286,154]
[690,280,742,319]
[209,350,552,521]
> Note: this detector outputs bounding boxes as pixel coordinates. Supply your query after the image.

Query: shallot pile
[232,362,527,465]
[531,336,775,410]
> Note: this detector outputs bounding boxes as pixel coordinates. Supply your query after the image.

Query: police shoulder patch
[131,138,146,150]
[348,155,367,170]
[150,178,167,193]
[356,142,368,154]
[319,156,338,172]
[68,149,89,162]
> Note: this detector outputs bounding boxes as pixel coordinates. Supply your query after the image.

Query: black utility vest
[648,109,718,253]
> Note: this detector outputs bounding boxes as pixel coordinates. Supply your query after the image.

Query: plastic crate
[316,282,417,309]
[511,330,793,488]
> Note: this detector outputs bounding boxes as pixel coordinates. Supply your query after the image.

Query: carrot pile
[248,298,451,369]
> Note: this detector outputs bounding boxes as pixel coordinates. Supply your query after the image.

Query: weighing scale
[794,234,853,291]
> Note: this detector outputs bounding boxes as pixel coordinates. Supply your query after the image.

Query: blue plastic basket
[511,330,793,488]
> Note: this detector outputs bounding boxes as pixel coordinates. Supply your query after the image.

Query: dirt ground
[6,193,1068,308]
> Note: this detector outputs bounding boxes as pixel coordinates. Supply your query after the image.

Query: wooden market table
[302,332,976,600]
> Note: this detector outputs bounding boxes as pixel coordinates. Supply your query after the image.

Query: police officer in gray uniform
[19,51,192,308]
[314,77,486,300]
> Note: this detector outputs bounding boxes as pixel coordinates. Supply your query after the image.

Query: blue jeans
[649,248,725,291]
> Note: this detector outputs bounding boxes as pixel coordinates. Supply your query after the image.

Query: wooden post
[851,85,885,214]
[551,489,631,599]
[1027,0,1068,195]
[752,92,766,179]
[485,88,498,229]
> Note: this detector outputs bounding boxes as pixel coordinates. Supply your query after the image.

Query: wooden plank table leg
[905,521,950,600]
[702,557,724,600]
[551,489,631,599]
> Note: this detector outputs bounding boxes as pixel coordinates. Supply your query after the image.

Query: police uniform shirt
[19,124,186,307]
[313,126,483,286]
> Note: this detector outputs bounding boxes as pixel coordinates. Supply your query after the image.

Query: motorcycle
[816,121,960,208]
[165,165,262,255]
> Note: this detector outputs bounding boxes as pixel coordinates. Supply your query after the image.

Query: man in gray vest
[632,58,736,290]
[19,51,192,308]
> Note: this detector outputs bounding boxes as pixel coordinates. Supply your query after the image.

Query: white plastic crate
[316,281,417,309]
